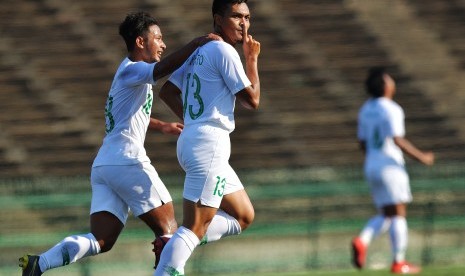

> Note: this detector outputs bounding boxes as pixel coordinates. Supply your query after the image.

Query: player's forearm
[160,81,184,120]
[394,137,427,163]
[246,58,260,87]
[153,34,220,81]
[163,98,184,121]
[153,41,198,80]
[244,58,260,108]
[148,118,165,131]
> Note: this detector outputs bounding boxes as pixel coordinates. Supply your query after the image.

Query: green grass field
[226,265,465,276]
[4,265,465,276]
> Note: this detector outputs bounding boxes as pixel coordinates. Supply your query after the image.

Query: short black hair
[212,0,248,17]
[119,11,159,52]
[365,67,387,98]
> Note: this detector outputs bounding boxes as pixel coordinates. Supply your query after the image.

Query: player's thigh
[367,165,411,208]
[117,163,173,216]
[93,164,172,218]
[91,166,129,224]
[178,125,231,208]
[382,165,411,203]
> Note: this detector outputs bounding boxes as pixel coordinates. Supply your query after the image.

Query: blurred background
[0,0,464,275]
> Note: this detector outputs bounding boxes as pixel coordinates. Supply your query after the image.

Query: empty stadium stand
[0,0,464,178]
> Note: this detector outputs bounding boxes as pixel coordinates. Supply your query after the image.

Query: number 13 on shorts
[213,176,226,197]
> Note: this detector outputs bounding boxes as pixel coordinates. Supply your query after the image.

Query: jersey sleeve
[215,43,251,95]
[121,61,157,86]
[386,104,405,137]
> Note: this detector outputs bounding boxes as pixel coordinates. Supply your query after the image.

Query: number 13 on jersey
[183,73,204,120]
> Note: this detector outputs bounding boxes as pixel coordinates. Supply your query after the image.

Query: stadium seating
[0,0,464,177]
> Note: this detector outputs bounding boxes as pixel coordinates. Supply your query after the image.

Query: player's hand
[242,27,260,60]
[194,33,223,47]
[422,151,435,166]
[160,122,184,136]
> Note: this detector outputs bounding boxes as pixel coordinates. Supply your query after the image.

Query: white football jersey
[168,41,251,132]
[93,58,156,166]
[357,97,405,166]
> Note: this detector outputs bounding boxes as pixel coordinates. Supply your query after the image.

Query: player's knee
[239,208,255,231]
[97,238,117,253]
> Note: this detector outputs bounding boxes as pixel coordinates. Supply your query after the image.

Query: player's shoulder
[359,98,375,112]
[381,98,402,112]
[203,41,236,54]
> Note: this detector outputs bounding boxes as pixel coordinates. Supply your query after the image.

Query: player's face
[142,25,166,63]
[384,74,396,97]
[216,3,250,45]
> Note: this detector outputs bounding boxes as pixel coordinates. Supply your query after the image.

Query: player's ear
[135,36,145,49]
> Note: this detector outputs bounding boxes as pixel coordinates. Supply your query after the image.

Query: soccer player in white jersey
[19,12,220,276]
[352,67,434,274]
[154,0,260,275]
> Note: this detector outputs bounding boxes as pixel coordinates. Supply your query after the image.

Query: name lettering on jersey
[188,54,204,66]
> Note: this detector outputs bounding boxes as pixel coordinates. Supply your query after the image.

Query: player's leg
[90,211,125,252]
[201,188,254,244]
[352,212,391,269]
[352,165,391,269]
[20,166,128,275]
[358,214,391,245]
[139,202,177,236]
[382,166,420,273]
[386,204,420,273]
[139,202,177,268]
[26,212,121,274]
[385,204,408,263]
[155,125,231,275]
[120,162,178,269]
[220,188,254,231]
[383,166,410,264]
[20,229,103,276]
[155,199,217,276]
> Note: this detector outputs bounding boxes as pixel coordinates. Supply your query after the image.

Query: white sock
[389,216,408,262]
[154,226,199,276]
[200,209,242,245]
[38,233,100,272]
[359,215,391,245]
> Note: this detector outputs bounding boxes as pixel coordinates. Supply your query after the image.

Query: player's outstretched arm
[153,33,221,81]
[236,27,261,110]
[159,81,184,121]
[394,137,435,165]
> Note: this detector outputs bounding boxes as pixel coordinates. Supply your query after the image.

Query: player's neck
[127,51,143,62]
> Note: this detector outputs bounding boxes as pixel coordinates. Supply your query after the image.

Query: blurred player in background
[352,67,434,274]
[19,11,220,276]
[154,0,260,275]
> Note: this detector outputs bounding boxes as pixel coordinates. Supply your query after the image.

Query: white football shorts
[177,124,243,208]
[90,162,172,224]
[365,162,412,209]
